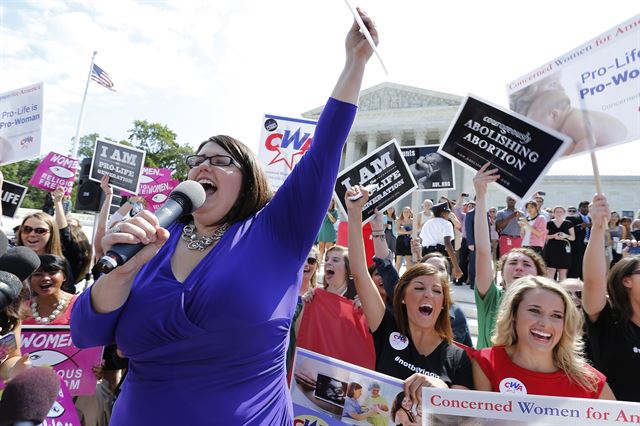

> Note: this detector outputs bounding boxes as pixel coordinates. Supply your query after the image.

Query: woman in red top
[472,276,615,399]
[22,255,78,326]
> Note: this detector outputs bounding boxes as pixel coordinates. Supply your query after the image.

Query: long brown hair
[607,255,640,327]
[322,245,356,300]
[392,263,453,343]
[17,212,63,256]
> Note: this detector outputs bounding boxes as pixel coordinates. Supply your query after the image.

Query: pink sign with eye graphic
[19,326,104,396]
[29,151,79,195]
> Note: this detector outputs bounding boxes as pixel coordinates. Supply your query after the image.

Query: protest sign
[29,152,79,195]
[89,139,146,194]
[257,114,317,192]
[423,387,639,425]
[335,139,417,224]
[120,166,177,212]
[0,82,43,165]
[401,145,455,191]
[438,95,571,201]
[42,376,82,426]
[291,348,405,426]
[506,14,639,158]
[21,326,104,396]
[1,180,28,218]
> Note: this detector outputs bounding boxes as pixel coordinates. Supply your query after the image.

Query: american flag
[91,64,115,91]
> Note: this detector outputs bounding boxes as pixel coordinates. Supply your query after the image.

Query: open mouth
[198,179,217,196]
[530,329,552,342]
[39,283,53,291]
[418,304,433,316]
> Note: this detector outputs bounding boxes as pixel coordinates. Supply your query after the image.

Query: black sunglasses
[185,154,239,169]
[306,257,318,265]
[21,226,50,235]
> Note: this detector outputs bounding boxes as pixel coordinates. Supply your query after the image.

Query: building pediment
[302,82,462,118]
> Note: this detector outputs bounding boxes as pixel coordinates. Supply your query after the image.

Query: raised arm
[94,175,114,259]
[52,186,68,229]
[346,186,386,332]
[582,194,610,322]
[473,164,500,298]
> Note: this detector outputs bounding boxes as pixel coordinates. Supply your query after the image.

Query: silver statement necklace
[181,221,229,251]
[31,296,69,324]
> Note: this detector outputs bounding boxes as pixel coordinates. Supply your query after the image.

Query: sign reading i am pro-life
[89,139,146,194]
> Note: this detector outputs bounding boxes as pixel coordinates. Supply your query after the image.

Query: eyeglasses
[21,226,50,235]
[567,209,577,213]
[185,154,240,169]
[306,257,318,265]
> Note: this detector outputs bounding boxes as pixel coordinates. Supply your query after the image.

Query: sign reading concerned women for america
[89,139,146,194]
[438,96,571,201]
[334,139,417,225]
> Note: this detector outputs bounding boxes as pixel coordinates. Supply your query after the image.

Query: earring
[401,300,405,304]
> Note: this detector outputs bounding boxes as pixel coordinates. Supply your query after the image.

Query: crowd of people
[0,9,638,425]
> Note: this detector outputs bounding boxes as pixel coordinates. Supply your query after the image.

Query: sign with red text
[29,151,79,195]
[257,114,317,191]
[21,326,104,396]
[291,348,405,426]
[506,14,639,158]
[423,387,639,425]
[0,82,43,165]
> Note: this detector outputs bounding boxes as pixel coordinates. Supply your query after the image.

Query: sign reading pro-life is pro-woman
[89,139,146,194]
[0,82,44,165]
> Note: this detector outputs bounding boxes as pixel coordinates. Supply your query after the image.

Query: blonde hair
[17,212,63,257]
[493,276,599,393]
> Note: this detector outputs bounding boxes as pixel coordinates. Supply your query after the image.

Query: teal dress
[317,209,338,242]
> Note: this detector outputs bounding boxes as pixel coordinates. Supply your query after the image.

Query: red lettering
[430,395,441,406]
[265,133,283,151]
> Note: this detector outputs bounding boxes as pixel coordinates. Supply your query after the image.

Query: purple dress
[71,98,357,425]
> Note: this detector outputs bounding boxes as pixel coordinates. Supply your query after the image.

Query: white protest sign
[0,82,44,165]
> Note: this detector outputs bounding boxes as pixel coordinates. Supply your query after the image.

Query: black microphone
[0,246,42,281]
[98,181,206,273]
[0,367,60,426]
[0,271,24,311]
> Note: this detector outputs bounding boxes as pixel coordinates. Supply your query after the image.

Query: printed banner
[257,114,317,191]
[121,166,174,196]
[291,348,406,426]
[21,326,104,396]
[1,180,28,218]
[29,151,79,195]
[438,96,571,201]
[335,139,417,224]
[120,167,178,212]
[401,145,456,191]
[506,14,639,158]
[43,375,82,426]
[0,82,43,165]
[422,387,639,425]
[89,139,146,194]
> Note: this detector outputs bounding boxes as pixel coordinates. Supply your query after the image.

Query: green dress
[317,208,338,242]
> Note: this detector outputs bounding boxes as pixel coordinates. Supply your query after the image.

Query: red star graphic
[268,145,306,171]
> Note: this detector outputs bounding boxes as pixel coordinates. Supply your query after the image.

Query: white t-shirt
[419,217,454,247]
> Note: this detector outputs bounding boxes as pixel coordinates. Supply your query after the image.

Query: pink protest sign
[121,166,173,196]
[142,178,179,212]
[21,326,104,396]
[43,375,82,426]
[29,152,79,195]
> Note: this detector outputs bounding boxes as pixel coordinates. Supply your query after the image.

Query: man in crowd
[567,200,591,278]
[495,196,523,257]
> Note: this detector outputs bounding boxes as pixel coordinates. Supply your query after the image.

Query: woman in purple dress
[71,9,378,425]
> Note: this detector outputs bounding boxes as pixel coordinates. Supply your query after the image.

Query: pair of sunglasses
[21,226,50,235]
[306,257,318,265]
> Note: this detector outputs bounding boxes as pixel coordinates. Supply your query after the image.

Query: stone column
[366,133,377,154]
[414,129,427,146]
[345,137,356,167]
[392,131,403,146]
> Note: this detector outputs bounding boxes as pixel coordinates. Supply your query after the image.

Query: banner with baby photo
[506,14,639,158]
[438,95,571,201]
[257,114,317,192]
[20,326,104,396]
[401,145,455,191]
[334,139,417,225]
[29,151,79,195]
[0,82,44,165]
[422,387,639,425]
[291,348,407,426]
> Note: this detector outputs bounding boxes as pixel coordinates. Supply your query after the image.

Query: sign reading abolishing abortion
[506,14,639,158]
[21,326,104,396]
[438,96,571,201]
[89,139,146,194]
[422,387,640,425]
[401,145,456,191]
[1,180,28,218]
[257,114,317,191]
[334,139,417,224]
[0,82,44,165]
[29,152,79,195]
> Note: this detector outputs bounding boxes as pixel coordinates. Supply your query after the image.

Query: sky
[1,0,638,176]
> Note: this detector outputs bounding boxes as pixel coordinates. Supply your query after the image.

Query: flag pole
[71,51,97,160]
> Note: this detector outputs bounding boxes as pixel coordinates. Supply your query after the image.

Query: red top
[473,346,606,399]
[22,294,78,326]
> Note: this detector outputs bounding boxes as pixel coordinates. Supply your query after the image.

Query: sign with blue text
[0,82,44,165]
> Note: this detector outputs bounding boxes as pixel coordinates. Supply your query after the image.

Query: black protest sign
[2,180,28,218]
[89,139,146,194]
[438,95,571,200]
[335,139,417,225]
[401,145,456,191]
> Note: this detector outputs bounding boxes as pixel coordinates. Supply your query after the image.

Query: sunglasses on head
[306,257,318,265]
[21,226,50,235]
